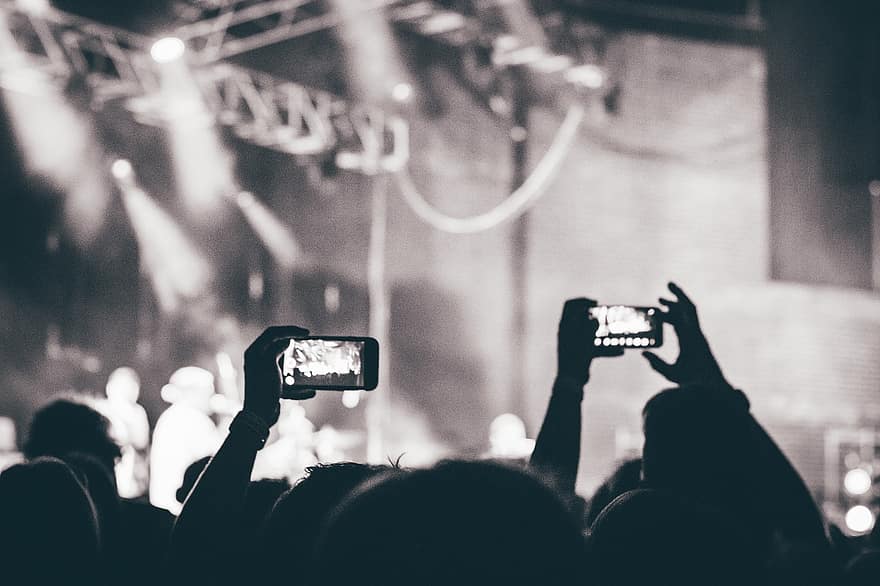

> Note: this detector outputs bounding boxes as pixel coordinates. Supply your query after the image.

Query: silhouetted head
[0,457,101,584]
[312,459,585,586]
[64,451,121,544]
[176,455,212,504]
[584,458,643,528]
[24,398,121,472]
[843,550,880,586]
[589,488,764,586]
[261,462,392,580]
[641,384,750,492]
[243,478,290,537]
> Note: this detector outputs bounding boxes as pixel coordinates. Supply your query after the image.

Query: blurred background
[0,0,879,533]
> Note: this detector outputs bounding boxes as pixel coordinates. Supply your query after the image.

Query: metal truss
[391,1,611,97]
[0,1,406,166]
[170,0,608,98]
[173,0,408,63]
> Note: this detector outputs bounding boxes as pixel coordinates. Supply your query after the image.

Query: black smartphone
[280,336,379,395]
[587,305,663,349]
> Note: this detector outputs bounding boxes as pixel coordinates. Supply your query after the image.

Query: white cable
[395,104,585,234]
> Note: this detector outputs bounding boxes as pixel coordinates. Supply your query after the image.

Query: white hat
[161,366,215,404]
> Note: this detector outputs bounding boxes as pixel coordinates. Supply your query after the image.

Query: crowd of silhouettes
[2,282,880,585]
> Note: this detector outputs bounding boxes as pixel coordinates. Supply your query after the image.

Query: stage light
[845,505,875,534]
[844,468,873,496]
[117,182,212,313]
[151,37,185,63]
[844,452,861,469]
[489,413,535,459]
[329,0,412,105]
[391,82,413,104]
[111,159,133,180]
[2,74,110,248]
[342,390,361,409]
[161,79,234,216]
[235,190,256,209]
[233,191,301,270]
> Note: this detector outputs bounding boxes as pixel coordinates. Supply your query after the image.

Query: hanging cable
[394,103,585,234]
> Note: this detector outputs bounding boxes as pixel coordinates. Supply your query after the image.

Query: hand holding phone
[244,326,313,426]
[557,298,624,386]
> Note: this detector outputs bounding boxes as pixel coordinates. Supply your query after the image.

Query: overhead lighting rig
[0,0,406,166]
[172,0,408,63]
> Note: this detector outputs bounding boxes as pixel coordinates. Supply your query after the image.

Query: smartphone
[280,336,379,395]
[587,305,663,349]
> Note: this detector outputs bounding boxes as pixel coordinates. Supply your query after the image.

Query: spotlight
[844,468,873,496]
[235,190,256,209]
[342,390,361,409]
[845,505,875,534]
[111,159,133,180]
[391,82,413,104]
[150,37,186,64]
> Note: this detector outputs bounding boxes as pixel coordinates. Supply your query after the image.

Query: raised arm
[641,283,830,551]
[530,298,622,497]
[166,326,313,581]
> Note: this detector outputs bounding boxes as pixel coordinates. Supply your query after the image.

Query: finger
[282,389,316,401]
[561,297,596,319]
[248,326,310,355]
[667,282,693,306]
[642,351,677,382]
[268,339,295,366]
[658,297,676,308]
[656,303,681,326]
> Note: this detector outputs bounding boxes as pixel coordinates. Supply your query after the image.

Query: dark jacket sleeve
[164,419,265,583]
[530,376,585,498]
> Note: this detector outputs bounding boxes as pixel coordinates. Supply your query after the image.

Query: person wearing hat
[149,366,223,515]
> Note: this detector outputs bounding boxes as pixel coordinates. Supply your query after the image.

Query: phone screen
[588,305,662,348]
[281,337,378,390]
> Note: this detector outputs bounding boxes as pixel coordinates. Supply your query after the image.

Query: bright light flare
[152,56,234,216]
[489,413,536,459]
[151,37,186,63]
[342,390,361,409]
[111,159,133,181]
[234,191,301,270]
[845,505,875,534]
[329,0,413,105]
[2,81,110,248]
[391,82,413,104]
[117,183,212,313]
[844,468,873,496]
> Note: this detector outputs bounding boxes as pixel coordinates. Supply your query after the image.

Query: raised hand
[557,298,623,386]
[243,326,314,427]
[642,282,729,389]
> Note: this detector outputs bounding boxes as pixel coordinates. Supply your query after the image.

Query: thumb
[642,351,677,382]
[282,388,316,401]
